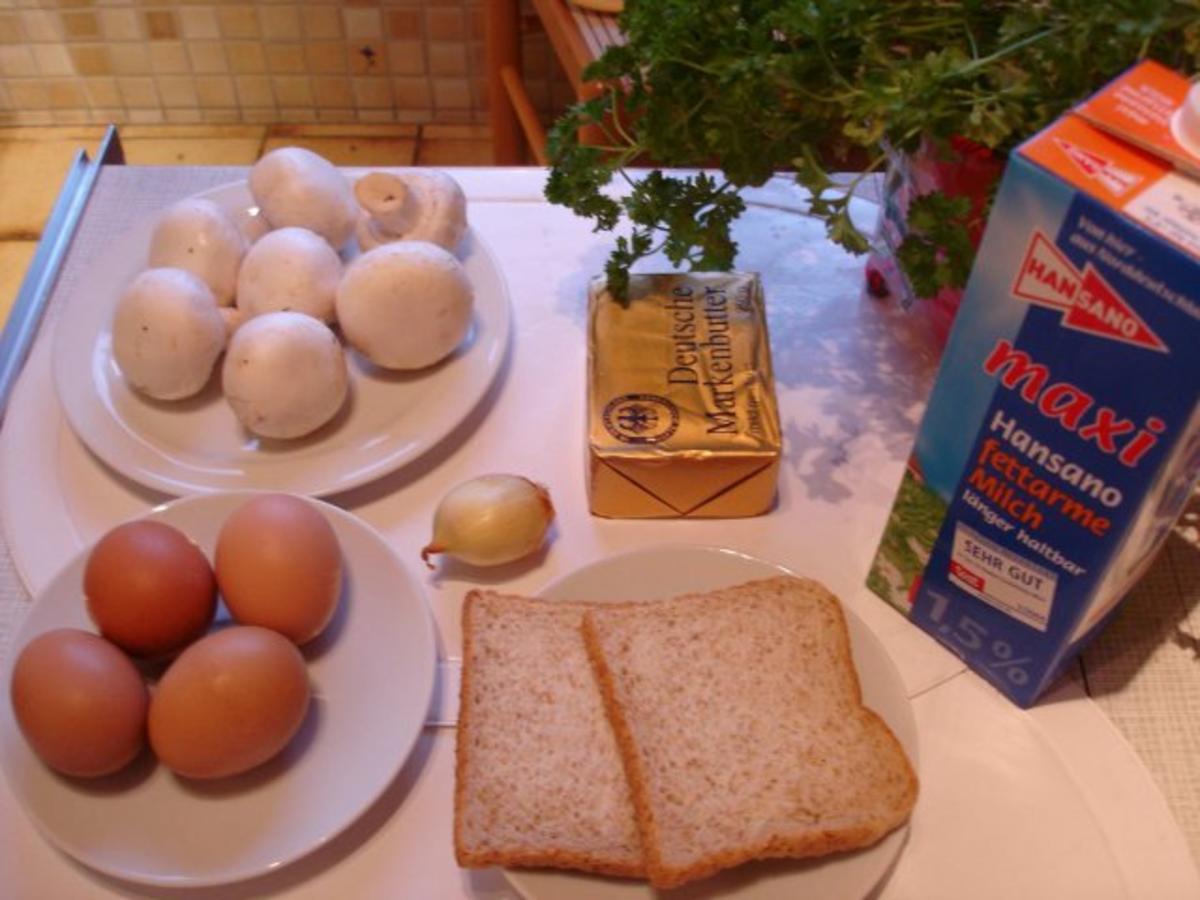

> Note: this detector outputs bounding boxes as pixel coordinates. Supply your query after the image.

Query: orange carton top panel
[1020,114,1171,209]
[1075,59,1200,177]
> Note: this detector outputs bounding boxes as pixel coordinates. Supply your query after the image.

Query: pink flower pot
[867,136,1006,349]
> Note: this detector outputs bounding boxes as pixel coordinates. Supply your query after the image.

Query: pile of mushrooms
[110,146,473,440]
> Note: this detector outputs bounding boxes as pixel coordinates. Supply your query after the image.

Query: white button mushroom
[148,198,246,306]
[354,170,468,253]
[248,147,358,251]
[335,241,474,370]
[222,310,349,440]
[235,226,341,323]
[112,268,227,401]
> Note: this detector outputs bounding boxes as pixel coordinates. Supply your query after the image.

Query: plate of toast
[453,545,919,899]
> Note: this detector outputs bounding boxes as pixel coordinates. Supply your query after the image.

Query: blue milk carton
[867,61,1200,706]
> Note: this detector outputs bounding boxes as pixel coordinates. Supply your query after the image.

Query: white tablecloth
[0,165,1197,899]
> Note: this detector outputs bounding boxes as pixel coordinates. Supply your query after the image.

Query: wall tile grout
[0,1,572,129]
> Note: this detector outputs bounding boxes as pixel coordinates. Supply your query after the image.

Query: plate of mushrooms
[52,148,511,497]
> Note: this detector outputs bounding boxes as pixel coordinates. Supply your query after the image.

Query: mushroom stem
[352,169,468,253]
[354,172,419,235]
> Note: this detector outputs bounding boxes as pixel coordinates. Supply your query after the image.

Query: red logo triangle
[1054,138,1142,195]
[1012,232,1078,311]
[1061,265,1167,352]
[1060,140,1104,177]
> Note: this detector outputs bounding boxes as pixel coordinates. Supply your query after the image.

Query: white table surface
[0,164,1197,899]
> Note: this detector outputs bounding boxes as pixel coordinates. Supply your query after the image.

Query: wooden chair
[485,0,624,165]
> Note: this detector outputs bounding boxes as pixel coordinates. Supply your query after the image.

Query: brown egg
[10,628,149,778]
[148,625,311,779]
[215,494,342,645]
[84,520,217,658]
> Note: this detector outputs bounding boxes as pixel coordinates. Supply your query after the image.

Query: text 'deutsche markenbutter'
[587,272,782,518]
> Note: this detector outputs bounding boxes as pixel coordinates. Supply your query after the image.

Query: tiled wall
[0,1,572,127]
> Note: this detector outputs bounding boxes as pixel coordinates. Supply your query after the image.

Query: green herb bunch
[544,0,1200,299]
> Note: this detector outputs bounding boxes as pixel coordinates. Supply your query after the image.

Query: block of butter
[587,272,782,518]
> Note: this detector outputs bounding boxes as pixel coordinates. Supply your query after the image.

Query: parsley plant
[545,0,1200,299]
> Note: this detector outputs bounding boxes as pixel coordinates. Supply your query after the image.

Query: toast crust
[580,611,665,879]
[582,576,918,890]
[453,589,646,879]
[451,590,478,868]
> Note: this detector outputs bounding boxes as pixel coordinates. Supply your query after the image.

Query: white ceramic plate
[51,180,511,497]
[507,544,918,900]
[0,491,437,888]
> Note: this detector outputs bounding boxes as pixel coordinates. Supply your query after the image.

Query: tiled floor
[0,121,494,327]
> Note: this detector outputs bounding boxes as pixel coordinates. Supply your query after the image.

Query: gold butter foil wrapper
[587,272,782,518]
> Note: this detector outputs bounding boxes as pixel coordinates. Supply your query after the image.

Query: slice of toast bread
[581,575,918,890]
[454,589,645,878]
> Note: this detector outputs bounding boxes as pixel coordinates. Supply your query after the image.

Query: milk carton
[867,61,1200,707]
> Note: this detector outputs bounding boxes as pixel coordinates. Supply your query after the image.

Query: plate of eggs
[0,491,436,887]
[51,147,512,497]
